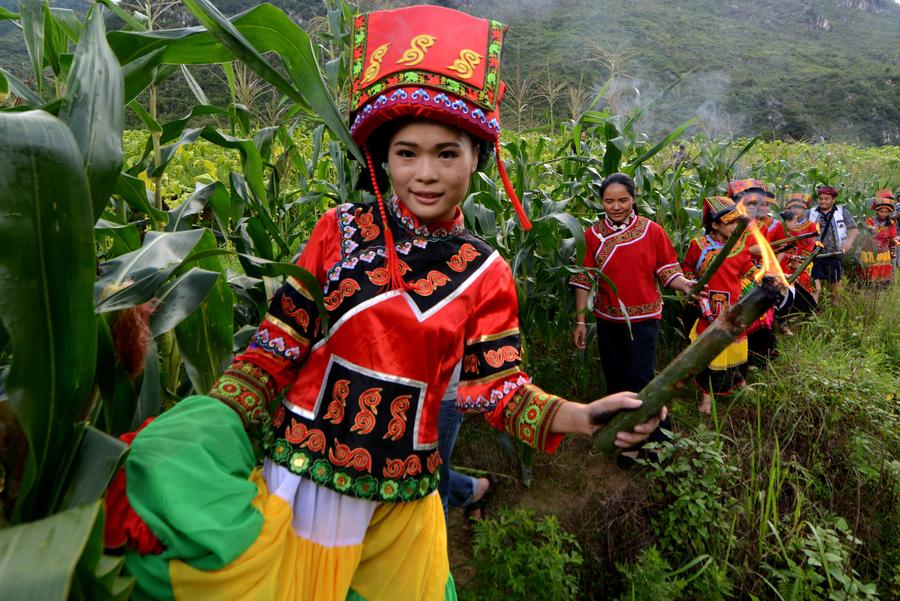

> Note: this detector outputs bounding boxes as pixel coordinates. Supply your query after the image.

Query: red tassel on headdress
[494,139,532,230]
[364,146,409,291]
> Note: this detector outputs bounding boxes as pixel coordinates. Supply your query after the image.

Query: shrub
[469,507,583,601]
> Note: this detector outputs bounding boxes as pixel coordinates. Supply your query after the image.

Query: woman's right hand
[572,322,587,349]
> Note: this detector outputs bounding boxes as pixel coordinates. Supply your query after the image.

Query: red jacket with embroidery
[779,220,818,289]
[682,234,757,336]
[209,198,563,503]
[569,215,683,322]
[759,215,786,244]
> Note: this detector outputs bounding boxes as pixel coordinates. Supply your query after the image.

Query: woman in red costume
[859,189,897,286]
[682,197,757,414]
[776,193,819,328]
[569,172,695,466]
[103,6,664,601]
[728,179,781,363]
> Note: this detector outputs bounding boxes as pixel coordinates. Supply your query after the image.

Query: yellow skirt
[689,320,748,370]
[170,466,449,601]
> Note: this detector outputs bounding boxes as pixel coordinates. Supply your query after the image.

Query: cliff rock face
[839,0,892,12]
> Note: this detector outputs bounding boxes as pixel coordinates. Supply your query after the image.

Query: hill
[1,0,898,145]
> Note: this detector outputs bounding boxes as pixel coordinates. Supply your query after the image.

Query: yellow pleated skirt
[689,320,748,370]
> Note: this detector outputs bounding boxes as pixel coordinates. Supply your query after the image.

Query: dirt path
[447,429,651,590]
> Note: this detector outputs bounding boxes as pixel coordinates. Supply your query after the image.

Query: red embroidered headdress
[727,178,767,200]
[703,196,740,227]
[348,5,527,289]
[816,185,839,198]
[785,193,813,210]
[871,188,895,211]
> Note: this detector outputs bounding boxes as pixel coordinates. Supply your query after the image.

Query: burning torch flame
[735,201,790,285]
[814,222,824,249]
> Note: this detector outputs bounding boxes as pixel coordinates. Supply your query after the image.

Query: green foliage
[644,429,739,559]
[470,507,583,601]
[615,547,686,601]
[763,517,879,601]
[0,501,132,600]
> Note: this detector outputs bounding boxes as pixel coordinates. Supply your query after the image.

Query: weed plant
[469,507,583,601]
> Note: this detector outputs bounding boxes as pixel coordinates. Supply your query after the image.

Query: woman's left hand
[676,276,705,300]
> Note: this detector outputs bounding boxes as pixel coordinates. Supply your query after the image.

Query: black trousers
[596,318,660,393]
[596,319,671,446]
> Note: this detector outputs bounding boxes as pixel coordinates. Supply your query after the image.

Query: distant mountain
[470,0,900,145]
[2,0,897,145]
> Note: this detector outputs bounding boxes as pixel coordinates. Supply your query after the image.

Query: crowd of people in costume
[573,176,898,417]
[97,5,897,600]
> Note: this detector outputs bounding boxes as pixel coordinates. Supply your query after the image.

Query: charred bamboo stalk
[770,231,819,250]
[786,246,823,284]
[594,275,788,454]
[814,251,844,260]
[687,217,749,298]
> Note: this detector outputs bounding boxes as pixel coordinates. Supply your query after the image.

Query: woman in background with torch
[682,197,757,414]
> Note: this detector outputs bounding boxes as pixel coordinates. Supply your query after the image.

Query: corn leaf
[0,66,42,105]
[58,426,128,510]
[0,499,133,600]
[174,230,234,394]
[0,110,97,523]
[107,2,361,162]
[149,267,220,337]
[59,8,124,221]
[19,0,45,92]
[94,229,205,314]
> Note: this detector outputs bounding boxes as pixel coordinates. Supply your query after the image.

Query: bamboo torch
[769,231,819,251]
[594,275,788,454]
[786,246,823,284]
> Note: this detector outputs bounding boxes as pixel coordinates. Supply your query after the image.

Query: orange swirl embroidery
[324,379,350,424]
[409,270,450,296]
[350,387,382,435]
[366,260,411,287]
[324,278,361,311]
[383,395,411,441]
[427,451,441,474]
[329,440,373,473]
[483,346,520,368]
[396,34,436,67]
[354,207,381,241]
[284,419,326,452]
[463,353,480,374]
[447,243,482,272]
[361,43,390,85]
[383,455,422,479]
[280,296,310,330]
[447,49,482,79]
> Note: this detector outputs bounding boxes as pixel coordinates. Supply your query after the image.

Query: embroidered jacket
[681,234,757,336]
[210,198,564,503]
[569,215,683,321]
[864,217,897,254]
[758,215,786,244]
[778,220,818,289]
[860,217,896,282]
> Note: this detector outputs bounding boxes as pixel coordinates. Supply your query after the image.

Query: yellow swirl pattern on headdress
[446,49,482,80]
[396,35,436,67]
[361,43,391,85]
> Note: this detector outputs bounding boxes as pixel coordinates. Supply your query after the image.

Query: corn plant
[0,1,348,596]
